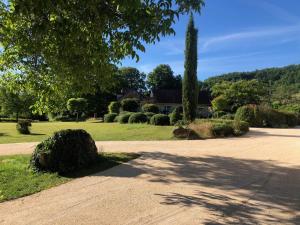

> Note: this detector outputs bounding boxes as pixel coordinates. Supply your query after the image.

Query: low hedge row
[235,105,298,128]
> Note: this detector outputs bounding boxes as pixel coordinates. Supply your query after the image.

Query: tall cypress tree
[182,14,198,122]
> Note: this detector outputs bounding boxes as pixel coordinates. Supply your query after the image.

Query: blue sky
[122,0,300,80]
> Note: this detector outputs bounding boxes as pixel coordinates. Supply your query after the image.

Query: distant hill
[204,64,300,87]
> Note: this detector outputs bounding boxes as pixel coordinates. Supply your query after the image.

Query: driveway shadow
[95,151,300,224]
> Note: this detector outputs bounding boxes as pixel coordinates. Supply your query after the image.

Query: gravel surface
[0,127,299,225]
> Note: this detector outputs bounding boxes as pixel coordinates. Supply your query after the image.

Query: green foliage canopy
[211,80,266,112]
[0,0,204,110]
[147,64,182,90]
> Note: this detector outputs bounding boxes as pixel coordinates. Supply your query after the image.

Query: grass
[0,121,174,144]
[0,152,139,202]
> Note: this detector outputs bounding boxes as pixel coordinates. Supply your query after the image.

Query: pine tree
[182,14,198,122]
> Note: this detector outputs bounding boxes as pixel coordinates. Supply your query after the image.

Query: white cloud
[201,24,300,51]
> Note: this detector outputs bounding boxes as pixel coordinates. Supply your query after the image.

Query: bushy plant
[150,114,170,126]
[212,111,227,118]
[144,112,155,123]
[16,120,32,134]
[121,98,139,112]
[211,95,230,112]
[170,107,183,125]
[235,105,298,128]
[128,112,148,124]
[30,129,98,174]
[142,104,159,113]
[211,123,234,137]
[104,113,117,123]
[108,101,120,114]
[235,105,262,127]
[118,113,133,124]
[187,119,249,139]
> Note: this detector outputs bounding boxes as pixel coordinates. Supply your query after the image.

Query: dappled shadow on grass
[0,133,7,137]
[96,151,300,224]
[29,133,46,136]
[63,153,140,178]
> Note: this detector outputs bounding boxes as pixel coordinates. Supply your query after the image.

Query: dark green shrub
[235,105,298,128]
[212,123,234,137]
[170,108,183,125]
[30,129,98,174]
[128,112,148,124]
[16,120,32,134]
[142,104,159,113]
[144,112,155,123]
[104,113,117,123]
[121,98,139,112]
[150,114,170,126]
[213,111,227,118]
[220,113,235,120]
[118,113,133,124]
[108,101,120,114]
[235,105,263,127]
[233,120,249,136]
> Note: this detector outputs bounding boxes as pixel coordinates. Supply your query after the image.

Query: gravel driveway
[0,127,299,225]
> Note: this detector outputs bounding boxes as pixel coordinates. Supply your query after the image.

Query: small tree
[67,98,88,121]
[211,95,230,112]
[182,14,198,122]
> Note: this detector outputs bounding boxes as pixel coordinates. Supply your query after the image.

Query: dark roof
[152,89,211,105]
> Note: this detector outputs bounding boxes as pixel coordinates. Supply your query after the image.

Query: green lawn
[0,121,174,144]
[0,152,139,202]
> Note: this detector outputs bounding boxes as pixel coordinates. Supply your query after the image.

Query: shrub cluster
[128,112,148,124]
[121,98,139,112]
[235,105,298,128]
[142,104,159,114]
[104,113,118,123]
[16,120,32,134]
[118,112,133,124]
[185,119,249,139]
[150,114,170,126]
[30,129,98,174]
[108,101,120,114]
[144,112,155,123]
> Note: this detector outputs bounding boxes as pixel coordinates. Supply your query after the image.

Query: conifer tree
[182,14,198,122]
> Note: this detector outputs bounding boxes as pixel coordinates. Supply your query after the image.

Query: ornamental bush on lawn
[30,129,98,174]
[128,112,148,124]
[104,113,117,123]
[142,104,159,113]
[118,113,133,124]
[108,101,120,114]
[150,114,170,126]
[144,112,155,123]
[16,120,32,134]
[121,98,139,112]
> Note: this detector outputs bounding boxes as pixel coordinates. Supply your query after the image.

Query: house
[143,89,212,117]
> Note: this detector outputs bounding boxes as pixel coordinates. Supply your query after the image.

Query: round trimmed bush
[142,104,159,113]
[144,112,155,123]
[150,114,170,126]
[121,98,139,112]
[104,113,117,123]
[108,101,120,114]
[128,112,148,124]
[16,120,32,134]
[30,129,98,174]
[118,113,133,124]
